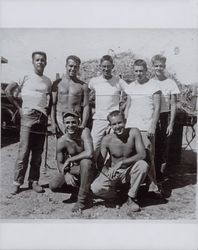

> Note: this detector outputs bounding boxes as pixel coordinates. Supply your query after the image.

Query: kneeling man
[91,110,149,212]
[49,111,96,212]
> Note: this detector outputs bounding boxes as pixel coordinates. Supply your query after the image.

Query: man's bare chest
[109,139,135,158]
[58,81,83,97]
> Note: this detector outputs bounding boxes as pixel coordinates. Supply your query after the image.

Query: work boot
[29,181,43,193]
[71,197,93,213]
[10,184,20,195]
[126,196,140,212]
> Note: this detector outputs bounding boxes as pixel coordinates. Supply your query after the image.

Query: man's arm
[124,95,131,119]
[50,80,59,134]
[56,137,67,173]
[66,128,93,163]
[5,82,22,116]
[148,91,161,137]
[97,136,109,170]
[81,84,90,128]
[166,94,177,136]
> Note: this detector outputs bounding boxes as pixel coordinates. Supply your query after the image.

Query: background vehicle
[1,82,21,135]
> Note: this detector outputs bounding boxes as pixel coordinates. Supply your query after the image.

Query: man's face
[66,59,80,78]
[153,60,165,76]
[32,54,47,75]
[109,114,126,135]
[134,65,147,83]
[63,116,79,135]
[100,60,114,79]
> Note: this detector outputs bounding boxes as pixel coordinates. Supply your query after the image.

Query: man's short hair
[151,54,166,65]
[66,55,81,65]
[32,51,47,60]
[133,59,147,71]
[100,55,113,65]
[107,110,125,123]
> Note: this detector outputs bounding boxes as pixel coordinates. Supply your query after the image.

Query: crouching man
[49,111,96,213]
[91,110,149,212]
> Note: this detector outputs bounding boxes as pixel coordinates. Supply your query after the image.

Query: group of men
[5,51,180,213]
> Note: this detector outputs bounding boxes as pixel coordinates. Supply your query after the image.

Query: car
[1,82,21,135]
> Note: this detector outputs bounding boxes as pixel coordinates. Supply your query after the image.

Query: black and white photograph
[0,0,198,249]
[1,28,197,220]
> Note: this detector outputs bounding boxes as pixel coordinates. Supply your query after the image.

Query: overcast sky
[1,28,198,84]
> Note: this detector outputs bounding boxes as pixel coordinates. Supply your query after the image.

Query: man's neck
[65,130,79,141]
[136,77,149,85]
[154,74,167,81]
[115,129,129,143]
[103,75,113,80]
[65,74,79,83]
[34,70,43,76]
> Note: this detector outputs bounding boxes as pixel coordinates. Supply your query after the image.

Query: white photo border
[0,0,198,249]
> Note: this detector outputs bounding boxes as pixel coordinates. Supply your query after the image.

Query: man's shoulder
[102,133,115,144]
[128,127,141,137]
[89,76,102,83]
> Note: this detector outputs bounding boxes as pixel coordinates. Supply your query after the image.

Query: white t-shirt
[158,78,180,113]
[125,79,161,131]
[20,73,52,116]
[89,75,127,120]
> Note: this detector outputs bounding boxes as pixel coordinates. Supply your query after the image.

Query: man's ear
[112,64,114,69]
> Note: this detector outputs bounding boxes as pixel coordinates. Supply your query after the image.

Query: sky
[1,28,198,84]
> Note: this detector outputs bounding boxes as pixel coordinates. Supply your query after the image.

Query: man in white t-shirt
[88,55,127,160]
[5,51,52,195]
[151,54,180,182]
[124,59,161,192]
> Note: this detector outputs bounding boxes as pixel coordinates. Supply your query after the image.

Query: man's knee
[49,173,65,192]
[137,160,149,174]
[49,181,59,192]
[91,179,114,198]
[80,159,95,172]
[91,179,101,195]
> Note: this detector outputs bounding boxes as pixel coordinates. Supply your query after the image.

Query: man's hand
[166,124,173,136]
[147,125,156,138]
[61,159,71,175]
[107,161,123,180]
[64,172,78,187]
[79,124,85,129]
[18,108,23,117]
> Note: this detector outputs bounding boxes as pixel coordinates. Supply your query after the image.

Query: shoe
[70,193,78,202]
[126,197,140,212]
[29,181,43,193]
[71,199,93,213]
[10,184,20,195]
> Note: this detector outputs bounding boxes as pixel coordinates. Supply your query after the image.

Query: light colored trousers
[141,131,157,186]
[91,160,149,199]
[91,119,110,159]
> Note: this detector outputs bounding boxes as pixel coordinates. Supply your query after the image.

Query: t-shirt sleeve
[88,78,94,90]
[168,79,180,95]
[119,78,128,91]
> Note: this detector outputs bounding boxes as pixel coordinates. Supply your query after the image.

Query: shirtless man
[49,111,96,212]
[51,55,89,135]
[91,110,149,212]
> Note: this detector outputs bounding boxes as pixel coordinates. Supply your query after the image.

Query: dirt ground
[0,126,197,220]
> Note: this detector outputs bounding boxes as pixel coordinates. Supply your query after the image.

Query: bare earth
[0,128,197,220]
